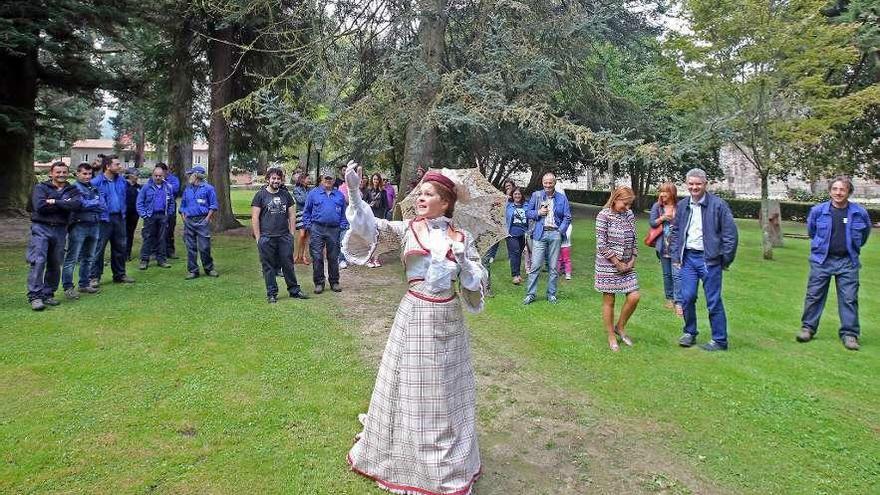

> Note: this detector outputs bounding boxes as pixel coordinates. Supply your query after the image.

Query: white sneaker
[339,261,348,269]
[565,273,571,280]
[366,261,376,268]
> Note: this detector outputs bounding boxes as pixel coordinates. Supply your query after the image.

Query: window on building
[83,154,89,162]
[196,155,201,164]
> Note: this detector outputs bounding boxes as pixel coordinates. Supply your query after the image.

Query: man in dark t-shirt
[798,176,871,351]
[251,168,309,303]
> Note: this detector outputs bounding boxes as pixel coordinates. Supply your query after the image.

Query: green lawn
[1,198,878,494]
[470,209,880,494]
[0,233,383,494]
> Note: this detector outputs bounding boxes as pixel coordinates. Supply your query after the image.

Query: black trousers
[92,214,128,281]
[140,213,168,263]
[308,223,340,286]
[258,234,300,297]
[165,212,177,256]
[125,213,139,260]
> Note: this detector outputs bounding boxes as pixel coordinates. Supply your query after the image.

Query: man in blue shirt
[523,172,571,305]
[304,173,349,293]
[156,163,181,259]
[180,165,219,279]
[797,176,871,351]
[62,163,105,300]
[90,155,135,285]
[669,168,739,351]
[136,166,175,269]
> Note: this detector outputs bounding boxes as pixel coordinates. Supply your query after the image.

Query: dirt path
[336,256,728,495]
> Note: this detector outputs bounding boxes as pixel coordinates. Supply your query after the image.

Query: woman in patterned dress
[342,162,487,495]
[595,186,640,352]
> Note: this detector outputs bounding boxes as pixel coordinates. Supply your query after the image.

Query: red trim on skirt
[347,452,481,495]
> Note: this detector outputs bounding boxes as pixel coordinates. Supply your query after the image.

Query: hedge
[564,189,880,224]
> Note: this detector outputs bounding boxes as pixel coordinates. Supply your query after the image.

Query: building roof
[71,139,209,153]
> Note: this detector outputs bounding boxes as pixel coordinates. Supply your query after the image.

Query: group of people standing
[589,168,871,353]
[250,166,397,303]
[25,156,220,311]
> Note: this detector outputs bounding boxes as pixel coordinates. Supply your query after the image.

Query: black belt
[312,222,339,227]
[544,226,558,231]
[685,248,703,253]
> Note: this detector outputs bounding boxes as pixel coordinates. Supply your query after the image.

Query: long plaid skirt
[348,282,481,495]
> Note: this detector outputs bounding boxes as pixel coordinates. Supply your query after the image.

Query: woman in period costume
[594,186,641,352]
[342,162,487,495]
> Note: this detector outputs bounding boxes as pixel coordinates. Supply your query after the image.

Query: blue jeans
[658,253,682,303]
[680,249,728,346]
[92,214,128,281]
[140,213,168,263]
[62,222,100,289]
[184,216,214,273]
[337,226,348,264]
[311,224,341,286]
[526,230,561,298]
[26,223,67,301]
[801,255,860,338]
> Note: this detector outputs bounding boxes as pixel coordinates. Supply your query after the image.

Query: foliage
[670,0,880,198]
[33,89,103,162]
[786,187,830,203]
[564,188,880,222]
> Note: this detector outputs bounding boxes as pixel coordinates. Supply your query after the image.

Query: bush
[786,187,830,203]
[713,189,737,200]
[565,189,880,223]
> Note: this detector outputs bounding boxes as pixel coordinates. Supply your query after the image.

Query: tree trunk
[167,18,195,185]
[135,120,145,168]
[759,173,773,259]
[207,23,242,231]
[398,0,448,218]
[0,47,39,215]
[526,165,549,194]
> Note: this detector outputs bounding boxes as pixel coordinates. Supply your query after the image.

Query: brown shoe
[842,335,860,351]
[796,328,813,343]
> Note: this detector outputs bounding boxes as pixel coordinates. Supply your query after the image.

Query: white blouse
[342,184,487,313]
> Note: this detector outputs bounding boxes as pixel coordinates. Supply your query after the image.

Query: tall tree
[673,0,880,258]
[0,1,129,214]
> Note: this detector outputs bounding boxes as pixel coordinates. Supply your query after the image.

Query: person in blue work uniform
[136,165,175,270]
[303,172,349,293]
[90,155,135,286]
[797,176,872,351]
[26,161,82,310]
[61,163,105,300]
[180,165,219,279]
[156,162,181,259]
[251,167,309,303]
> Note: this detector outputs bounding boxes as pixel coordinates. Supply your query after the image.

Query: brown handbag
[644,224,663,247]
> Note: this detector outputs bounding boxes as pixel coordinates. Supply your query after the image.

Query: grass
[2,194,878,494]
[0,231,384,494]
[469,207,880,494]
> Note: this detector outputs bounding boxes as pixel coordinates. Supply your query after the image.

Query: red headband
[422,172,457,201]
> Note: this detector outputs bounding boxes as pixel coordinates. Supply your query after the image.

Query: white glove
[345,160,361,193]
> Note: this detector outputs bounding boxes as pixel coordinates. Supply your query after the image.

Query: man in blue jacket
[523,172,571,305]
[61,163,105,299]
[136,165,175,270]
[157,162,181,259]
[180,165,219,279]
[797,176,871,351]
[304,173,349,293]
[90,155,134,285]
[670,168,739,351]
[26,162,81,310]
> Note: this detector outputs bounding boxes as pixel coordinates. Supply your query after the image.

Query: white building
[70,139,209,170]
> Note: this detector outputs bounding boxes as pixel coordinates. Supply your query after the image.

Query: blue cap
[186,165,207,175]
